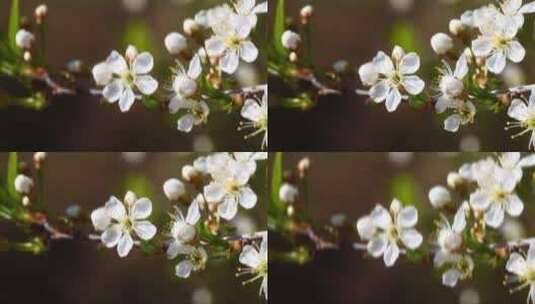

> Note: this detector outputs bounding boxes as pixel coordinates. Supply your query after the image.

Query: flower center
[120,71,135,86]
[491,36,510,50]
[386,225,399,242]
[226,35,243,49]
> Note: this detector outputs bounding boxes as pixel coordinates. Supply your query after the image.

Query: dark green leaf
[273,0,287,57]
[7,152,18,200]
[269,152,285,216]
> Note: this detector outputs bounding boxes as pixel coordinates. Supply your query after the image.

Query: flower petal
[505,194,524,217]
[507,40,526,63]
[205,36,226,57]
[218,196,238,220]
[239,40,258,63]
[101,224,122,248]
[369,80,390,102]
[204,182,226,203]
[508,99,528,121]
[484,204,505,228]
[398,206,418,228]
[105,196,126,221]
[385,88,402,112]
[399,53,420,74]
[238,186,257,209]
[176,260,194,278]
[117,233,134,257]
[487,52,507,74]
[370,205,392,230]
[444,114,462,133]
[119,86,136,112]
[469,190,491,210]
[401,76,425,95]
[239,245,261,268]
[133,221,157,240]
[134,75,158,95]
[356,216,377,240]
[442,269,461,287]
[102,80,123,103]
[132,198,152,219]
[507,252,527,275]
[106,51,128,74]
[383,242,400,267]
[471,37,493,57]
[133,52,154,74]
[367,234,387,257]
[400,229,423,249]
[220,50,240,74]
[91,207,111,231]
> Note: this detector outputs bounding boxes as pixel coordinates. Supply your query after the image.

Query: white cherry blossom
[238,234,268,299]
[356,199,423,267]
[233,0,268,28]
[90,191,157,257]
[507,90,535,149]
[497,152,535,183]
[362,46,425,112]
[240,90,268,149]
[93,45,158,112]
[499,0,535,28]
[506,242,535,304]
[167,199,201,260]
[205,15,258,74]
[471,14,525,74]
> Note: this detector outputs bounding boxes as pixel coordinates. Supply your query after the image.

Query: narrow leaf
[273,0,287,56]
[8,0,20,54]
[7,152,19,199]
[269,152,285,215]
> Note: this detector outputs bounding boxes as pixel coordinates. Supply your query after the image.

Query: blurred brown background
[269,0,535,151]
[271,152,535,304]
[0,152,267,304]
[0,0,266,151]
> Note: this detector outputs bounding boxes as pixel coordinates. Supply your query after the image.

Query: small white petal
[442,269,461,287]
[91,207,111,231]
[383,242,400,267]
[401,76,425,95]
[367,235,387,257]
[101,225,122,248]
[105,196,127,221]
[218,196,238,220]
[220,50,240,74]
[102,80,123,103]
[398,206,418,228]
[400,229,423,249]
[471,37,492,57]
[508,99,528,121]
[239,40,258,63]
[507,40,526,63]
[484,204,505,228]
[356,216,376,240]
[133,52,154,74]
[369,81,390,102]
[370,205,392,230]
[487,52,506,74]
[117,233,134,257]
[507,252,527,275]
[119,86,136,112]
[399,53,420,74]
[385,88,402,112]
[204,182,226,203]
[505,194,524,217]
[176,260,194,278]
[132,198,152,219]
[133,221,157,240]
[238,187,257,209]
[135,75,158,95]
[239,245,261,268]
[444,114,462,133]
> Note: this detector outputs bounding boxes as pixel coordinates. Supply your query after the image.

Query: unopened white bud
[298,157,310,172]
[182,165,199,181]
[447,172,466,189]
[165,32,188,55]
[124,191,137,206]
[289,52,298,62]
[125,45,138,62]
[35,4,48,21]
[431,33,454,55]
[173,76,198,98]
[183,18,200,36]
[449,19,465,36]
[440,75,464,97]
[15,29,35,49]
[358,62,379,86]
[92,62,113,86]
[22,196,31,207]
[14,174,33,194]
[332,60,349,73]
[33,152,47,163]
[428,185,451,208]
[281,30,301,50]
[23,51,32,62]
[279,183,299,203]
[163,178,186,201]
[300,5,314,19]
[172,220,196,243]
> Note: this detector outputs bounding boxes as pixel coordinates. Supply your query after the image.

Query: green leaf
[8,0,20,55]
[390,174,416,206]
[122,21,155,54]
[273,0,287,56]
[408,95,427,110]
[269,152,285,215]
[142,96,159,110]
[7,152,19,200]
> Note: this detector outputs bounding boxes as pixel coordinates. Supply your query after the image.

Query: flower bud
[163,178,186,201]
[289,52,298,62]
[447,172,465,189]
[173,76,198,98]
[298,157,311,173]
[34,4,48,23]
[332,60,349,73]
[15,29,35,49]
[428,185,451,208]
[300,5,314,18]
[440,75,464,97]
[358,62,379,86]
[125,45,138,62]
[172,220,196,243]
[281,30,301,50]
[183,18,200,36]
[279,183,298,203]
[33,152,47,163]
[449,19,465,36]
[23,51,32,62]
[124,191,137,206]
[165,32,188,55]
[182,165,200,181]
[431,33,453,55]
[92,62,113,86]
[14,174,33,194]
[22,196,30,207]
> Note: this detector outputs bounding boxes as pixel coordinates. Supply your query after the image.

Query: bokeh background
[269,0,535,151]
[0,0,267,151]
[0,152,267,304]
[271,152,535,304]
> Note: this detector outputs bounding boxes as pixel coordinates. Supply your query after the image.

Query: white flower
[364,46,425,112]
[433,205,473,287]
[240,90,268,149]
[163,178,186,201]
[471,14,525,74]
[507,90,535,149]
[431,33,454,55]
[93,45,158,112]
[499,0,535,28]
[505,242,535,304]
[90,191,157,257]
[203,154,257,220]
[167,197,201,260]
[279,183,298,203]
[358,62,379,86]
[174,245,208,278]
[15,29,35,49]
[233,0,268,28]
[14,174,33,194]
[233,152,266,177]
[169,55,210,133]
[497,152,535,184]
[165,32,188,55]
[469,164,523,228]
[238,234,268,299]
[281,30,301,50]
[356,199,423,267]
[205,15,258,74]
[428,185,452,209]
[435,55,475,133]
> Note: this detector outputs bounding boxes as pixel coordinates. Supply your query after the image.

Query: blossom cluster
[355,0,535,148]
[89,152,268,299]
